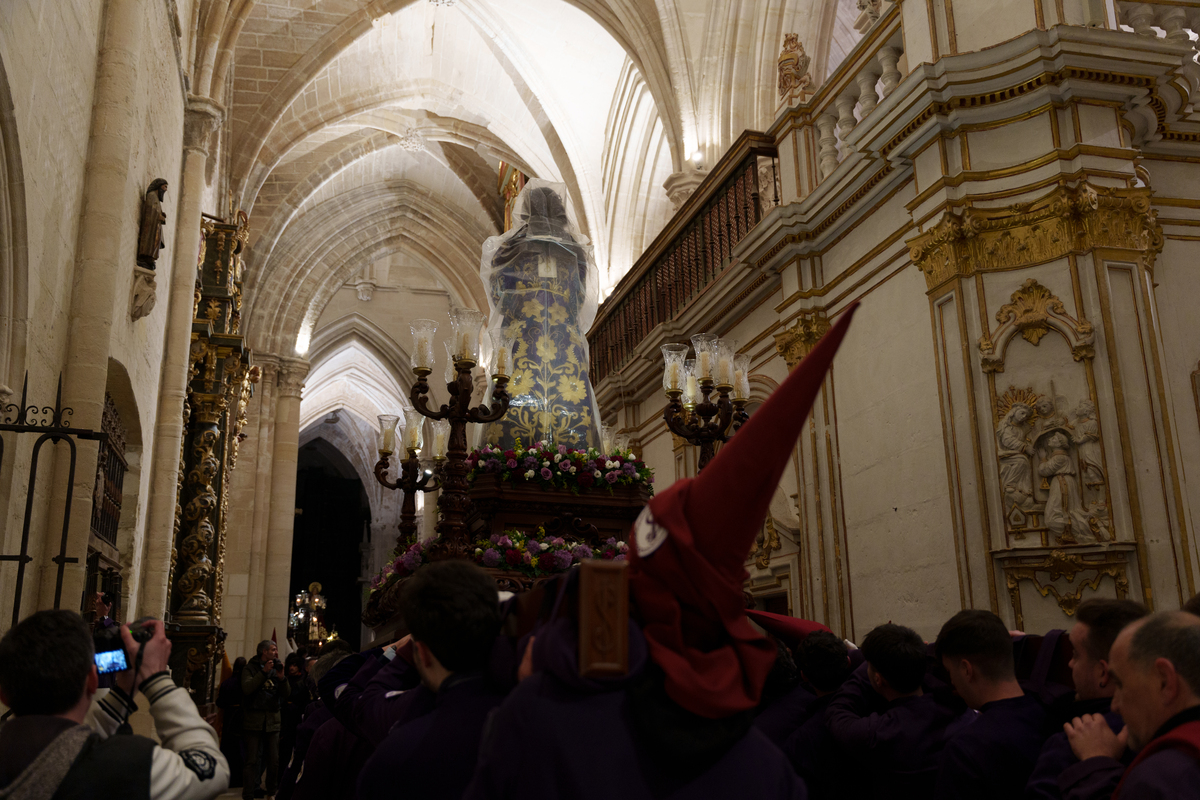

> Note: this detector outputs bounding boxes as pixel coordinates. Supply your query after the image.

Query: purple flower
[604,537,618,548]
[489,534,500,544]
[526,539,541,553]
[482,548,501,568]
[557,444,567,455]
[552,550,574,570]
[648,475,655,484]
[571,544,594,560]
[605,471,619,484]
[540,467,553,480]
[400,550,422,571]
[497,535,512,548]
[524,456,537,468]
[623,462,636,475]
[560,459,572,471]
[507,459,517,469]
[613,554,627,561]
[484,459,501,473]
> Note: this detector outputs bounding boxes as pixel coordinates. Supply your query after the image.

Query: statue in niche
[137,178,169,270]
[1073,400,1105,493]
[1036,427,1093,545]
[777,34,813,101]
[480,180,600,449]
[1032,394,1069,439]
[996,401,1037,524]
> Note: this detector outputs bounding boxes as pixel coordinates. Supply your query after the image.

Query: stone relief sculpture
[996,385,1113,545]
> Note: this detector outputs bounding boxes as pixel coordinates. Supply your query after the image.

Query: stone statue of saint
[479,180,600,450]
[137,178,169,270]
[996,402,1036,517]
[1036,428,1091,544]
[1032,395,1068,438]
[1072,400,1104,489]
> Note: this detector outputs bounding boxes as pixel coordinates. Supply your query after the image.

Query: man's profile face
[1108,628,1159,751]
[1068,622,1101,700]
[263,644,278,663]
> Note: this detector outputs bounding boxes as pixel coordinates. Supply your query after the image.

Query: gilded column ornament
[907,183,1164,294]
[777,34,813,107]
[1001,548,1131,630]
[754,517,783,570]
[774,312,832,371]
[980,279,1095,373]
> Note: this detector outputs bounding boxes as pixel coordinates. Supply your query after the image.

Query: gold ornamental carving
[774,312,831,371]
[754,517,783,570]
[777,34,813,103]
[907,183,1163,293]
[980,279,1095,374]
[1002,548,1130,630]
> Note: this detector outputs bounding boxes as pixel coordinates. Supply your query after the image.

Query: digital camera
[93,617,157,675]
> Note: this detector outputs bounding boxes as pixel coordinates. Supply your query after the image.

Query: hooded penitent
[628,303,858,719]
[746,609,832,649]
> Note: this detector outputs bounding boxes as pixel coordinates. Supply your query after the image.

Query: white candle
[733,369,745,398]
[434,431,447,458]
[461,332,473,361]
[668,362,680,391]
[686,374,699,403]
[699,351,712,379]
[381,428,395,453]
[407,424,421,451]
[417,334,432,367]
[496,347,508,374]
[718,356,732,385]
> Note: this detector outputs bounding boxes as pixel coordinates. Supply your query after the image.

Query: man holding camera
[0,609,229,800]
[241,639,289,800]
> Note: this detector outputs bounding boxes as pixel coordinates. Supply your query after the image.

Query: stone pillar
[261,358,307,643]
[141,96,222,619]
[42,0,145,610]
[242,356,278,650]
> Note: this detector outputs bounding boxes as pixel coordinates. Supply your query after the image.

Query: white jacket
[85,673,230,800]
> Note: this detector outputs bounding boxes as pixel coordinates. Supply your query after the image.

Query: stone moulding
[980,278,1095,373]
[907,182,1164,293]
[774,311,832,371]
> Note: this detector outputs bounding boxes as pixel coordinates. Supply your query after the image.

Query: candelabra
[375,410,447,546]
[288,582,328,647]
[376,308,513,560]
[661,334,751,471]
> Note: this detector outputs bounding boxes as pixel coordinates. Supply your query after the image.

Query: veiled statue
[479,180,601,449]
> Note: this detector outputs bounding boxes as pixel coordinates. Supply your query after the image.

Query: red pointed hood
[746,609,833,648]
[628,303,858,718]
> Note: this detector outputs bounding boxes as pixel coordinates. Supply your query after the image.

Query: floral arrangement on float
[368,527,629,598]
[465,439,655,494]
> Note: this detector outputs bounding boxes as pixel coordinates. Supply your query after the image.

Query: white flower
[540,542,550,551]
[525,470,535,479]
[475,548,483,555]
[554,453,562,462]
[605,460,615,469]
[594,470,602,478]
[542,460,550,468]
[570,466,577,473]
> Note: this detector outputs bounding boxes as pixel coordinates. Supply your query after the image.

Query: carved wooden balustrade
[588,131,779,387]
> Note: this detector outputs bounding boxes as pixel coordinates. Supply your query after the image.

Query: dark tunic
[755,682,817,747]
[216,672,246,787]
[781,695,848,800]
[465,616,806,800]
[292,717,371,800]
[934,694,1048,800]
[826,665,974,799]
[357,673,504,800]
[329,649,433,747]
[277,700,330,800]
[1059,706,1200,800]
[1025,697,1127,800]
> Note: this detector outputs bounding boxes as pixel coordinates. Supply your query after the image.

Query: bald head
[1110,611,1200,751]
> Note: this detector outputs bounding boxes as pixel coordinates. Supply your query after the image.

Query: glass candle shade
[661,343,689,393]
[449,306,484,363]
[600,423,614,455]
[403,409,424,454]
[614,433,631,454]
[733,353,751,401]
[443,341,456,384]
[431,419,450,459]
[410,319,437,371]
[715,339,737,387]
[690,333,718,382]
[683,359,699,407]
[378,414,399,455]
[490,330,517,378]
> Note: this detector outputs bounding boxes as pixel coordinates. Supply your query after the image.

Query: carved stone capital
[774,311,832,371]
[277,357,309,399]
[907,182,1164,294]
[130,266,158,321]
[663,168,706,211]
[184,95,224,155]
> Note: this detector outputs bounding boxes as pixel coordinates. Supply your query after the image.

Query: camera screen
[95,648,128,674]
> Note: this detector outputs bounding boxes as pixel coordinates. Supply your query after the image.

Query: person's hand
[394,636,415,666]
[517,635,536,682]
[262,658,274,674]
[1065,714,1128,761]
[113,620,172,696]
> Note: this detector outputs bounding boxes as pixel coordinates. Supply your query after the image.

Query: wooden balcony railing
[588,131,778,387]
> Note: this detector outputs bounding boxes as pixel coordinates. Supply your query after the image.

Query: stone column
[42,0,145,610]
[261,358,307,642]
[242,356,278,648]
[140,96,222,618]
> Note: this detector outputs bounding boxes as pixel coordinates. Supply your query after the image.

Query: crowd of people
[4,305,1200,799]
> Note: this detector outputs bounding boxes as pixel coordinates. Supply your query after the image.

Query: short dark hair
[1075,599,1148,662]
[795,630,851,693]
[319,638,354,657]
[1182,593,1200,618]
[861,623,927,694]
[257,640,275,658]
[1129,611,1200,693]
[400,560,501,672]
[0,610,94,716]
[935,610,1014,682]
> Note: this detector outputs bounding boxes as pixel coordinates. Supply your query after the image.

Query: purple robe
[329,649,433,747]
[826,664,974,798]
[277,700,331,800]
[465,616,806,800]
[934,694,1047,800]
[357,673,504,800]
[1059,706,1200,800]
[781,694,847,800]
[291,717,371,800]
[755,682,817,747]
[1025,698,1126,800]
